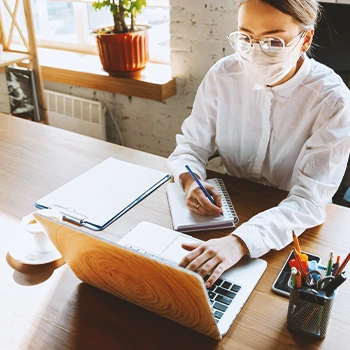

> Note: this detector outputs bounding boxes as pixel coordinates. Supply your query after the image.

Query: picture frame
[5,66,40,122]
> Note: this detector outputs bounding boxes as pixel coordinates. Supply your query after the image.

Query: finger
[193,202,222,217]
[178,245,204,268]
[204,263,227,288]
[196,259,220,279]
[205,184,222,205]
[212,193,222,208]
[184,247,215,272]
[185,194,204,211]
[181,242,201,252]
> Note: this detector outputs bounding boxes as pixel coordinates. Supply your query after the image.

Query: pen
[185,165,223,216]
[334,252,350,277]
[331,255,340,276]
[290,266,298,288]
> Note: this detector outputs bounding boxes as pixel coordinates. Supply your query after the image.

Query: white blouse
[167,54,350,258]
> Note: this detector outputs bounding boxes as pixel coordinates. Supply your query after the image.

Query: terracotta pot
[93,25,150,76]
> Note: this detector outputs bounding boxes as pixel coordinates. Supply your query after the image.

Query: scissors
[305,270,334,290]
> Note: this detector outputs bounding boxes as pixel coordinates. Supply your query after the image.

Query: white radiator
[45,90,106,141]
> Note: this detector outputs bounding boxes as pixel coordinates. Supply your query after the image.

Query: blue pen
[185,165,223,216]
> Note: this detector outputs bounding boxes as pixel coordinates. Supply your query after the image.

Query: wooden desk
[1,113,349,349]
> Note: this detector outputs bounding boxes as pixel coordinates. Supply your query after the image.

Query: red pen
[331,255,341,276]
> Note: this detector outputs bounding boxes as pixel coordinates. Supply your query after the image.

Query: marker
[300,253,308,273]
[289,258,299,269]
[308,260,318,272]
[291,267,298,288]
[294,249,308,279]
[185,165,223,216]
[325,252,334,277]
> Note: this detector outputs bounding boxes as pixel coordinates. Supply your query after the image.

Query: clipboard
[35,157,171,230]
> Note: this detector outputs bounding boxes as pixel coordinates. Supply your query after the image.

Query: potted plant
[92,0,149,76]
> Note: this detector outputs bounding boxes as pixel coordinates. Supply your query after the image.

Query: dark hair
[238,0,321,29]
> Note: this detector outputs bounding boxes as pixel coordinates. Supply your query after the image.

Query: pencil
[293,231,301,255]
[334,252,350,277]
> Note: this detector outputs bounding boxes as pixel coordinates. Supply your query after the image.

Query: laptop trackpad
[162,236,200,263]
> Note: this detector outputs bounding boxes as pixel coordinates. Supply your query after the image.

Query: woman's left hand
[178,234,248,288]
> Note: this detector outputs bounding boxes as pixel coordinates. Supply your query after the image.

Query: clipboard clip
[49,204,88,225]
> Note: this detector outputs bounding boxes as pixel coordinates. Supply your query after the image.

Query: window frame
[2,0,170,64]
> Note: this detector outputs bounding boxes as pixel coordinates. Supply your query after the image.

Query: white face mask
[235,38,304,86]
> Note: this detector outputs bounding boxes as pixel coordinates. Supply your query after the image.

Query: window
[2,0,170,64]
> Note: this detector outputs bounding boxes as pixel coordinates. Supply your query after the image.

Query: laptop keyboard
[205,276,241,322]
[124,243,242,323]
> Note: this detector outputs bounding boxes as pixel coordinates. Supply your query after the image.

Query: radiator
[45,90,106,141]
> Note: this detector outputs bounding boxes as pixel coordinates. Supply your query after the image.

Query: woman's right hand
[179,173,223,216]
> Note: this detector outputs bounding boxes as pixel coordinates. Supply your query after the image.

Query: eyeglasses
[227,30,305,57]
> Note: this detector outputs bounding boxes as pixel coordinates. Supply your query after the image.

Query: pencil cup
[21,209,63,253]
[286,281,336,338]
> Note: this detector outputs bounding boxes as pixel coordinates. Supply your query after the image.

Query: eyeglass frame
[227,30,307,57]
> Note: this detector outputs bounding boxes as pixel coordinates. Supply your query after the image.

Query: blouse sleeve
[167,66,219,184]
[233,98,350,258]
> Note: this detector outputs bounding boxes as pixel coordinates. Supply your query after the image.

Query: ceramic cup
[21,209,63,253]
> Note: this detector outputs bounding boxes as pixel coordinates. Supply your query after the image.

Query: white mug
[21,209,63,253]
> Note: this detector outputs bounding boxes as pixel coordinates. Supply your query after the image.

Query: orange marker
[294,248,308,279]
[300,253,309,273]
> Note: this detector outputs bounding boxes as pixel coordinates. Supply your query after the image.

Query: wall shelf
[0,51,32,67]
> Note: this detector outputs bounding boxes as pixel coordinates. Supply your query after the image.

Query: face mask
[235,38,304,86]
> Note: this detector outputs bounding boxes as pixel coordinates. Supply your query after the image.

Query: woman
[167,0,350,288]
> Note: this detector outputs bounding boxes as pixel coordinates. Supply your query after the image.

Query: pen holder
[286,281,337,338]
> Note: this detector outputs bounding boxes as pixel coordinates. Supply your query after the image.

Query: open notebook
[35,157,170,231]
[166,178,239,232]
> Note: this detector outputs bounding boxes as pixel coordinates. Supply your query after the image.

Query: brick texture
[0,0,237,172]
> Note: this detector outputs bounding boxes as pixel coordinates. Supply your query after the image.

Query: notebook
[35,157,170,231]
[166,179,239,232]
[33,214,267,340]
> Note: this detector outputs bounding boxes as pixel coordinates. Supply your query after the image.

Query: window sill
[37,48,176,102]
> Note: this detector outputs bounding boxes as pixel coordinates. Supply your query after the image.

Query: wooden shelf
[36,49,176,102]
[0,51,32,67]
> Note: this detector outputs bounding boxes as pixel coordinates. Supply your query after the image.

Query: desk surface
[1,113,349,349]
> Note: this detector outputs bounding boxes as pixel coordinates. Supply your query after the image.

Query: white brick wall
[0,0,348,169]
[0,0,237,167]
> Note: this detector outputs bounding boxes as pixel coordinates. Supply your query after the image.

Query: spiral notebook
[166,179,239,232]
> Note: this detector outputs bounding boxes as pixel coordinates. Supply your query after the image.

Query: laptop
[34,214,267,340]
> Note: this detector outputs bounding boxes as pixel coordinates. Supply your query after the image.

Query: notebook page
[166,179,238,232]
